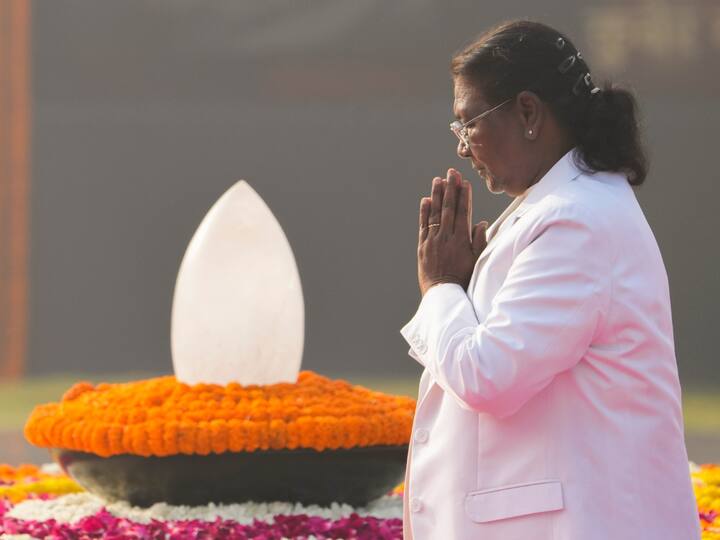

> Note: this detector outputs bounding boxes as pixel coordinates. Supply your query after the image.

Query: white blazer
[400,149,700,540]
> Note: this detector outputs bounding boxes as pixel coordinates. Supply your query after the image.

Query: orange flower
[0,464,84,503]
[24,371,416,458]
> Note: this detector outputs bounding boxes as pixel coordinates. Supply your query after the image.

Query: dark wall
[28,0,719,384]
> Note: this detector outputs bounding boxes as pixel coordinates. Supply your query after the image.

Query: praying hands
[417,168,488,296]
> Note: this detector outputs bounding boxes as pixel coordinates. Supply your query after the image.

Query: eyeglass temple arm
[461,97,513,129]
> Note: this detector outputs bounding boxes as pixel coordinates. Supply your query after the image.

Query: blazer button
[414,337,428,354]
[410,497,424,513]
[414,428,429,443]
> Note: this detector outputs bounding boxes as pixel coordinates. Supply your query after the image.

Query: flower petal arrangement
[693,463,720,539]
[0,464,82,504]
[0,463,405,539]
[0,463,718,539]
[24,371,416,457]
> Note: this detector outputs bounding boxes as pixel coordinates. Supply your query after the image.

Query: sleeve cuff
[400,282,469,366]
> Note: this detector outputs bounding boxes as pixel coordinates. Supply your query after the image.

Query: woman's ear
[515,90,543,140]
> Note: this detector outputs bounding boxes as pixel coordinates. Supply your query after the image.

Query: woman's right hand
[416,173,489,296]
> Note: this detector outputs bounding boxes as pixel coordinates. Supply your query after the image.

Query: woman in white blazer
[400,20,700,539]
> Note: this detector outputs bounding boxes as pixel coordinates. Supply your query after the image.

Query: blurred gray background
[25,0,719,386]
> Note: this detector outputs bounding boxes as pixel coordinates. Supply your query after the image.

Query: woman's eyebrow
[454,103,476,122]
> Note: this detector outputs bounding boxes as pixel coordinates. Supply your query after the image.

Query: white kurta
[400,149,700,540]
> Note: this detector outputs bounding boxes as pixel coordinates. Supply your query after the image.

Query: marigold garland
[24,371,416,458]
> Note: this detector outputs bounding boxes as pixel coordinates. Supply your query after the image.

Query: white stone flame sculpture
[171,181,304,386]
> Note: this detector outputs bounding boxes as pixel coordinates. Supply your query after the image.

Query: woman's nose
[457,140,472,159]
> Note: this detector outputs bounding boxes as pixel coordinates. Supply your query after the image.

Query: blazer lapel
[418,368,433,405]
[476,194,526,265]
[465,194,527,296]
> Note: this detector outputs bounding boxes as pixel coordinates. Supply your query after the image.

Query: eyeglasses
[449,98,512,150]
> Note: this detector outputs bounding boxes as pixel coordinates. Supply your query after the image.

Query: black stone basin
[52,445,408,508]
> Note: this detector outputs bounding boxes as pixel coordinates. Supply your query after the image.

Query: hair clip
[573,72,599,96]
[558,54,577,74]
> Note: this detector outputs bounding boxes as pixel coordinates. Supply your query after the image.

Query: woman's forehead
[453,79,489,118]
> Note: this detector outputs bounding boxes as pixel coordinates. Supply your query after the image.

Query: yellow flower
[0,464,83,503]
[694,464,720,537]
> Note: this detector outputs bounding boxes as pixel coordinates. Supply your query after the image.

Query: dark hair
[450,20,647,185]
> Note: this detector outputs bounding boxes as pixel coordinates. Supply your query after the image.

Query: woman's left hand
[418,168,488,296]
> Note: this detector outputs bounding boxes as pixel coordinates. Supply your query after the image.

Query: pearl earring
[528,129,533,136]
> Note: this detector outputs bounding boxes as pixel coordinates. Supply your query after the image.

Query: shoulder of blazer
[508,176,623,282]
[515,169,631,228]
[512,149,631,222]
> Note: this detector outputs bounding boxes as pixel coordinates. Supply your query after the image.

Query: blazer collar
[513,147,583,219]
[467,148,584,289]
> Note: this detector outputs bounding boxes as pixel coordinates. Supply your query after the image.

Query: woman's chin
[483,173,504,194]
